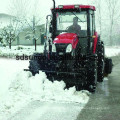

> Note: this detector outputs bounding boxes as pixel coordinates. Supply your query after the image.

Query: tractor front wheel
[87,61,97,93]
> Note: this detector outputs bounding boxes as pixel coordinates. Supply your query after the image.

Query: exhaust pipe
[52,0,55,9]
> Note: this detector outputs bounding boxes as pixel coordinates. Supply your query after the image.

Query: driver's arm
[67,25,73,33]
[76,25,81,36]
[77,25,81,32]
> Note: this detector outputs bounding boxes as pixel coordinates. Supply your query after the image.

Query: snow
[0,45,44,58]
[8,101,85,120]
[0,59,29,97]
[0,45,120,58]
[0,45,118,119]
[0,59,89,120]
[104,77,109,81]
[105,46,120,57]
[30,71,89,103]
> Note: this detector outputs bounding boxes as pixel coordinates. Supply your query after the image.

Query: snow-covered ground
[0,45,120,58]
[0,59,90,120]
[105,46,120,57]
[0,45,44,58]
[0,45,118,120]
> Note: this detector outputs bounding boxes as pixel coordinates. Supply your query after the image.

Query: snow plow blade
[24,68,87,85]
[28,53,99,92]
[41,69,87,84]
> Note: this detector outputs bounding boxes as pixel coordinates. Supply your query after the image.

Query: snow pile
[0,70,89,120]
[104,77,109,81]
[0,45,44,58]
[0,90,31,120]
[29,71,90,103]
[8,70,90,103]
[105,46,120,57]
[0,59,30,120]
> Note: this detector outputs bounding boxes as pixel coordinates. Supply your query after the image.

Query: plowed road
[8,101,84,120]
[77,63,120,120]
[8,63,120,120]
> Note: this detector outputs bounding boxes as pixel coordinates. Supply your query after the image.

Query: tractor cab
[45,5,97,56]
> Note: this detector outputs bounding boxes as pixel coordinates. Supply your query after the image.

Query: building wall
[0,13,45,46]
[0,13,15,29]
[12,24,45,46]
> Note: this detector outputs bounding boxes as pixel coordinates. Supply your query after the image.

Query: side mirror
[49,27,52,33]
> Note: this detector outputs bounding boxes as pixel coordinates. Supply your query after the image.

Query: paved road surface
[77,63,120,120]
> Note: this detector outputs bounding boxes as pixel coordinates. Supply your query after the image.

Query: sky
[0,0,120,44]
[0,0,94,15]
[0,0,95,25]
[0,0,119,30]
[0,0,109,31]
[0,0,9,14]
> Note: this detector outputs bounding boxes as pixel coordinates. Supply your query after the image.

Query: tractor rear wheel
[97,43,105,82]
[97,58,104,82]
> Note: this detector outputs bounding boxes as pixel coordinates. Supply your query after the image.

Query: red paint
[53,33,79,49]
[93,32,98,54]
[53,32,98,53]
[54,5,96,11]
[56,13,59,17]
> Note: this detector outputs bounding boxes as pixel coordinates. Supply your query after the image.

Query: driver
[68,17,81,36]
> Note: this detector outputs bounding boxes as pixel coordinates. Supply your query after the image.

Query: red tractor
[27,1,113,92]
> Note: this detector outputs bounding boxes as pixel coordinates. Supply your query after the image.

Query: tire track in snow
[8,101,85,120]
[24,102,50,120]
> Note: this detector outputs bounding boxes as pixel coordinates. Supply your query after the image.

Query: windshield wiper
[72,12,84,23]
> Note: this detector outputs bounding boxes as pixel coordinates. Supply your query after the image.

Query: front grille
[55,43,68,53]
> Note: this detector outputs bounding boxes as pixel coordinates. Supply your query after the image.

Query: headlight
[66,44,72,53]
[74,5,79,8]
[52,44,56,52]
[58,5,63,8]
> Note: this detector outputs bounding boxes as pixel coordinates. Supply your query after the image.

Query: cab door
[88,10,96,54]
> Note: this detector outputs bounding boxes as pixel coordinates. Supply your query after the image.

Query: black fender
[104,58,113,75]
[28,53,45,76]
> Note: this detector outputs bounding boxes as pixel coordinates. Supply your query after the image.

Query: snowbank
[29,71,90,103]
[0,59,30,120]
[0,45,44,58]
[0,59,89,120]
[0,45,120,58]
[105,46,120,57]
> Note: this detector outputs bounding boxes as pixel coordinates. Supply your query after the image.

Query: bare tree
[8,0,42,50]
[96,0,102,35]
[91,0,103,36]
[22,0,42,51]
[106,0,120,45]
[1,19,23,49]
[8,0,32,20]
[24,15,41,51]
[0,36,4,46]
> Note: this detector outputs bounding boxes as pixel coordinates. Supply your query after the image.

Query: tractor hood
[53,33,79,49]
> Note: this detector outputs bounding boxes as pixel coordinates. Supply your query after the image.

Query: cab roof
[55,5,96,11]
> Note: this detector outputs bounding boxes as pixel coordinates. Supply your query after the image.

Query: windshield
[56,11,87,36]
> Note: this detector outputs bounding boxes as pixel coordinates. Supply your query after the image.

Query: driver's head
[73,17,78,25]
